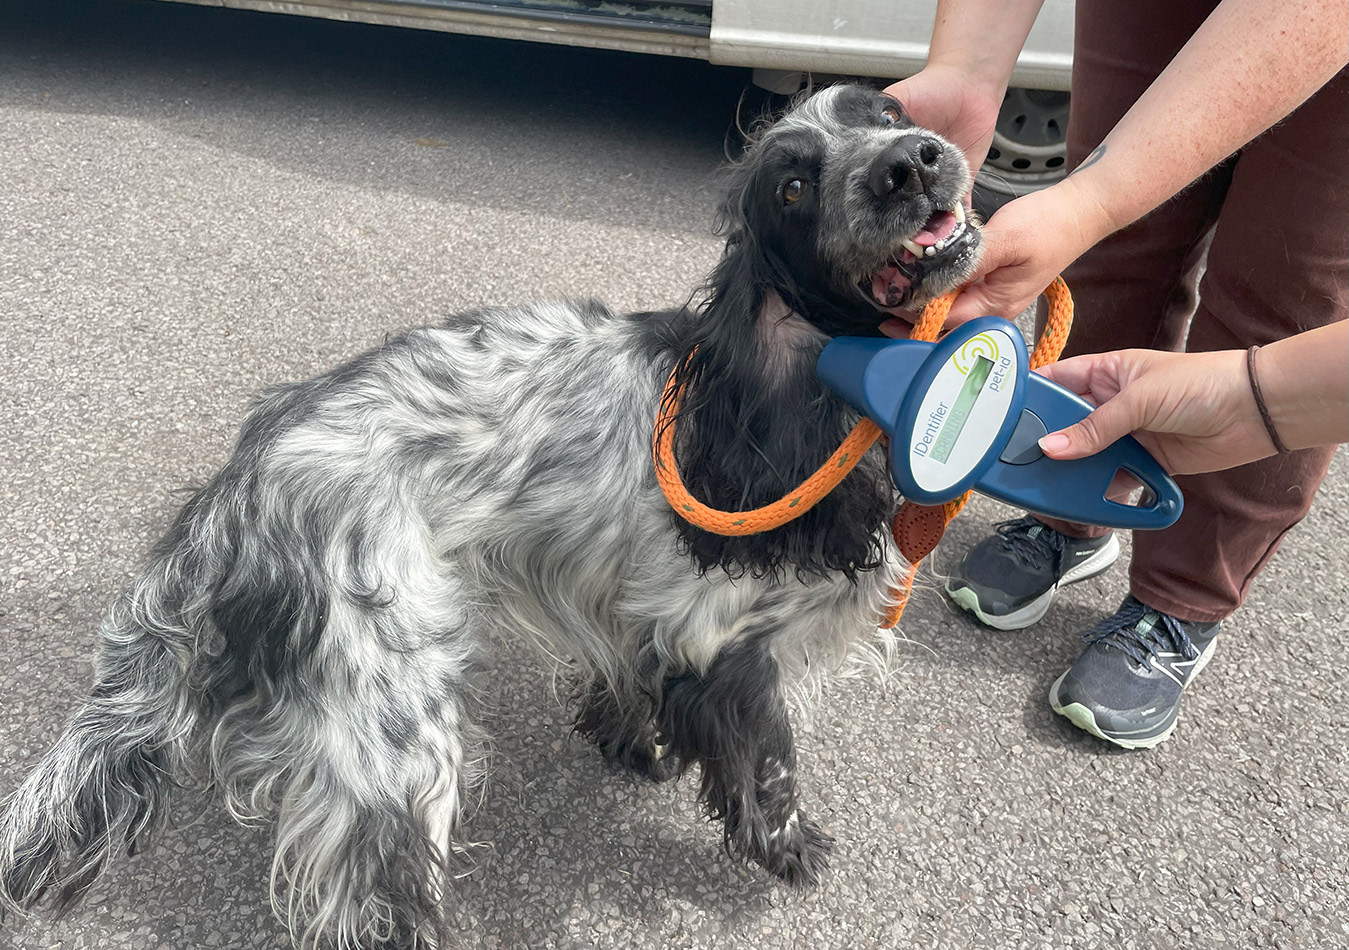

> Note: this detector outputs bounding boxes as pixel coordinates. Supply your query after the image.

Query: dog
[0,83,980,948]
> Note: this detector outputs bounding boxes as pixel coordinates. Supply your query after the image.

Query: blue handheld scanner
[817,317,1183,530]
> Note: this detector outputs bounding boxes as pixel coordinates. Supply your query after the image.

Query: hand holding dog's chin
[877,182,1098,341]
[942,179,1115,326]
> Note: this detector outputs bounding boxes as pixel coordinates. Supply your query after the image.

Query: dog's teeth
[953,202,966,224]
[900,237,925,258]
[924,220,967,258]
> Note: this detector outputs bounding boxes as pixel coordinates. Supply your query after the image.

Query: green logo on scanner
[953,332,1002,375]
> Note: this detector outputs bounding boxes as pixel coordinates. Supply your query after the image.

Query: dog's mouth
[866,202,975,309]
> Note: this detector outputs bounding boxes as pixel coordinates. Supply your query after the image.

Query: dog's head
[664,85,984,578]
[714,83,982,336]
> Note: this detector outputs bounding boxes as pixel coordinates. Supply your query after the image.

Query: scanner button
[999,409,1048,465]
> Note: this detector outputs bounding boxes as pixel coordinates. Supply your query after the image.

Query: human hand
[939,177,1115,328]
[877,178,1111,339]
[1034,348,1277,475]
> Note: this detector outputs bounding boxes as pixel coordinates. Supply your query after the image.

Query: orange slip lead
[654,278,1074,628]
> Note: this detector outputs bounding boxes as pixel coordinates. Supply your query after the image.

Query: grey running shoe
[945,517,1120,630]
[1049,596,1221,750]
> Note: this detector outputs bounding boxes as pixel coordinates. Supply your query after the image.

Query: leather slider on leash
[893,502,947,563]
[655,278,1075,626]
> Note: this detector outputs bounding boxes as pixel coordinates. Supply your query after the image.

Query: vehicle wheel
[974,87,1070,213]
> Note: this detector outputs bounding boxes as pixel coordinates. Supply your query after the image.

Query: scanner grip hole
[1108,467,1156,508]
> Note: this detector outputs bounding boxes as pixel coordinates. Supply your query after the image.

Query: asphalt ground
[1,2,1346,948]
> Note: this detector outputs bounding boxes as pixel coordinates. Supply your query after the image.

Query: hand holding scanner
[816,317,1183,530]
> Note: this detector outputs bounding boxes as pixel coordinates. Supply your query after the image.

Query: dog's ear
[707,165,773,313]
[681,165,803,350]
[669,185,762,389]
[659,163,890,582]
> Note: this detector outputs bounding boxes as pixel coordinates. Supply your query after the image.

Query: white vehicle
[164,0,1073,198]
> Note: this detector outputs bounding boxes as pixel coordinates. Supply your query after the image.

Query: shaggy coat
[0,83,980,948]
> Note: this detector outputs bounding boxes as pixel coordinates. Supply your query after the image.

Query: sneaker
[1049,596,1221,750]
[944,517,1120,630]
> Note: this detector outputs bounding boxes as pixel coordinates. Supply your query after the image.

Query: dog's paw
[641,740,685,783]
[581,719,686,783]
[758,810,834,888]
[572,683,686,782]
[611,737,685,783]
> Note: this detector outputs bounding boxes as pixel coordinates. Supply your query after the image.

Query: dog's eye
[881,105,902,125]
[782,179,805,204]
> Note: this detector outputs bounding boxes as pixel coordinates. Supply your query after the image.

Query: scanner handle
[974,374,1183,530]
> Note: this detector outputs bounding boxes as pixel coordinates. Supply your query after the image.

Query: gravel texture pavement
[2,3,1346,948]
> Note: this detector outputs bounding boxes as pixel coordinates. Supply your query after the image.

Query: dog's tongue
[911,210,957,248]
[871,211,958,307]
[871,264,913,308]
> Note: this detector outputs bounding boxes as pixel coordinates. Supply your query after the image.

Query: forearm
[1257,321,1349,451]
[925,0,1046,98]
[1057,0,1349,245]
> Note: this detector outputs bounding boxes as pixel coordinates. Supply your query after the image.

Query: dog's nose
[868,136,946,197]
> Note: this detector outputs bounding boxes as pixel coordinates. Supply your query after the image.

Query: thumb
[943,281,1005,327]
[1039,397,1140,460]
[943,234,1025,326]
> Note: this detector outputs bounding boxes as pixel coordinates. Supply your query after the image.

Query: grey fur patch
[0,83,980,948]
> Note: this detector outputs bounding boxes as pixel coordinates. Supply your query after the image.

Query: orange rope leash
[654,277,1074,627]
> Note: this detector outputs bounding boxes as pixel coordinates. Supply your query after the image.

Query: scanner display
[930,355,993,464]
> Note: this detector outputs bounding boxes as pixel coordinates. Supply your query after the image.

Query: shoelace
[1083,599,1197,669]
[995,518,1066,570]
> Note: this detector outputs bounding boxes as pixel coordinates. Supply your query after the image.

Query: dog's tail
[0,513,213,917]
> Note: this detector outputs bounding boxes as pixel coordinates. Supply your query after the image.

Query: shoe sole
[945,533,1121,631]
[1047,671,1177,750]
[1048,634,1221,751]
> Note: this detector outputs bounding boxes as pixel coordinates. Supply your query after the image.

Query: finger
[1038,426,1094,460]
[944,282,1025,325]
[1034,356,1105,399]
[1038,396,1142,460]
[1104,467,1144,503]
[942,236,1025,324]
[879,317,915,338]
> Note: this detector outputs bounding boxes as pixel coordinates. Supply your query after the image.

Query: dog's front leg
[573,677,683,783]
[657,635,833,886]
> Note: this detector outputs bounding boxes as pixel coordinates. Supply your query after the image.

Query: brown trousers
[1035,0,1348,622]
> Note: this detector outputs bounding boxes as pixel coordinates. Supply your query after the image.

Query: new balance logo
[1148,652,1192,686]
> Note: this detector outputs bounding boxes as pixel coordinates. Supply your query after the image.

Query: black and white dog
[0,84,980,948]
